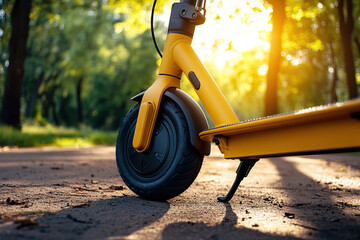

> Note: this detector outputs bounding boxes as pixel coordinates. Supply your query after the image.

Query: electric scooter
[116,0,360,202]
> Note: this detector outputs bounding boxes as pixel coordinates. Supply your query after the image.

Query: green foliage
[209,0,359,119]
[214,48,268,121]
[0,0,359,133]
[84,28,159,129]
[0,124,117,147]
[279,0,335,111]
[14,0,168,130]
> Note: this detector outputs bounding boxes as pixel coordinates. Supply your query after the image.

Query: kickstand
[217,159,259,203]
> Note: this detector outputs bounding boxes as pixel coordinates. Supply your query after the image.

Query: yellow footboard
[200,99,360,159]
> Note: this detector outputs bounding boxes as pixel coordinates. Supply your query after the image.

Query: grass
[0,124,117,147]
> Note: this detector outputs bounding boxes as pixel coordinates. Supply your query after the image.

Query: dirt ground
[0,145,359,240]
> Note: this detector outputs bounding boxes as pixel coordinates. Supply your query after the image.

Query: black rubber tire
[116,99,204,201]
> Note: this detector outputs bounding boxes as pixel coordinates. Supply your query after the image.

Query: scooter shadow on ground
[304,153,360,171]
[270,157,360,239]
[161,156,360,240]
[0,196,170,240]
[161,202,302,240]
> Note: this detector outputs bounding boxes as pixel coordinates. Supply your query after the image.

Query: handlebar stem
[181,0,197,6]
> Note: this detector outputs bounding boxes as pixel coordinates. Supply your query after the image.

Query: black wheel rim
[123,113,177,182]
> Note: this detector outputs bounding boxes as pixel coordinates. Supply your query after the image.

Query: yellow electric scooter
[116,0,360,202]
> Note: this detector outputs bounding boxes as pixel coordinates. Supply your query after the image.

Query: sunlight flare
[192,0,272,66]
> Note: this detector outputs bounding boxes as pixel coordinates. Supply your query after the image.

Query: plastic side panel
[224,117,360,159]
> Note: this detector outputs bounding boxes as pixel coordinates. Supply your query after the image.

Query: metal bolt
[213,137,220,145]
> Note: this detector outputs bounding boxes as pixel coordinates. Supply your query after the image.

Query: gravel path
[0,145,359,239]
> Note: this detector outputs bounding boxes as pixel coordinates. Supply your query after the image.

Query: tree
[0,1,13,111]
[18,0,165,129]
[337,0,358,99]
[23,1,64,120]
[276,0,347,110]
[264,0,285,116]
[1,0,32,128]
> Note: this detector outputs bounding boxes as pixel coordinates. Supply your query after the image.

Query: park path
[0,145,359,239]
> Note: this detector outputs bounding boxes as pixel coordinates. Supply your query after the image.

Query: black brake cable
[151,0,163,58]
[151,0,207,58]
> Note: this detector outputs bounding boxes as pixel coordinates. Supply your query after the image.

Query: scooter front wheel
[116,99,203,200]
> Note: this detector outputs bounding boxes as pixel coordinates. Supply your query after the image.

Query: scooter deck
[200,99,360,159]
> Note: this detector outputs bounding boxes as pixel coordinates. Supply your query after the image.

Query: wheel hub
[127,121,170,176]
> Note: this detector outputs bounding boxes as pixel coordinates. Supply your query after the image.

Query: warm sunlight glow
[157,0,272,68]
[192,0,272,66]
[258,64,268,76]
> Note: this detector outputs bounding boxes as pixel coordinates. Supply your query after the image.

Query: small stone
[284,212,295,219]
[50,167,62,170]
[109,185,124,190]
[6,197,25,205]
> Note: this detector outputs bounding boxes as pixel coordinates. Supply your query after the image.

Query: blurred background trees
[0,0,359,130]
[1,0,32,129]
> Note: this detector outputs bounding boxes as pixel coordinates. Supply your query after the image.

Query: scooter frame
[133,0,239,153]
[130,0,360,202]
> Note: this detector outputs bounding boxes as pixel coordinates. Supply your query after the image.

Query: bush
[0,124,117,147]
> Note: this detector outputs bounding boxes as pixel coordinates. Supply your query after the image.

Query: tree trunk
[265,0,285,116]
[76,76,84,124]
[0,0,32,128]
[355,36,360,58]
[329,43,340,103]
[59,94,71,126]
[25,72,44,118]
[50,99,59,126]
[338,0,358,99]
